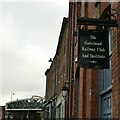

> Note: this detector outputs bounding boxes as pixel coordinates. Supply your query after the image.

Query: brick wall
[68,2,119,119]
[45,1,120,119]
[45,17,68,105]
[0,106,2,120]
[112,2,120,118]
[56,18,68,97]
[72,2,99,119]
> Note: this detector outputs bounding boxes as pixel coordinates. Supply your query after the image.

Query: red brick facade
[45,18,68,119]
[45,1,120,119]
[112,2,120,118]
[67,2,120,119]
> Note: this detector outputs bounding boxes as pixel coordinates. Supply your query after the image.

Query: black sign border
[78,29,109,69]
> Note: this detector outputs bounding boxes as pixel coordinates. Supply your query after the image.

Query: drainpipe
[67,2,73,119]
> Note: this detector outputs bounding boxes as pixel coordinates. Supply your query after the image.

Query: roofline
[56,17,68,55]
[46,17,68,71]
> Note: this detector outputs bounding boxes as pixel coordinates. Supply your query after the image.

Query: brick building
[0,106,2,120]
[45,1,120,119]
[0,106,5,120]
[45,17,68,119]
[67,1,120,119]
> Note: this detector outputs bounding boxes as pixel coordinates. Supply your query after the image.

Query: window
[103,98,107,109]
[107,96,111,108]
[104,114,107,118]
[100,29,112,118]
[107,113,111,118]
[99,29,112,92]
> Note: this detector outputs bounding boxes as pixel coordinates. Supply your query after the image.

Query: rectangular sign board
[78,29,109,69]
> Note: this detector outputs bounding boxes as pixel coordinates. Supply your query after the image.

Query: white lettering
[90,54,105,59]
[97,48,105,52]
[82,47,95,52]
[82,54,89,58]
[90,35,96,40]
[84,41,102,46]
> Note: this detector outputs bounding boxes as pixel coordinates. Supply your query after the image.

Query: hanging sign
[78,29,109,69]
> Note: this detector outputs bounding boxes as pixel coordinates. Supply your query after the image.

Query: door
[101,92,112,118]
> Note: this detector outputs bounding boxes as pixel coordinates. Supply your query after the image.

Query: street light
[61,82,74,99]
[61,84,68,99]
[48,58,53,62]
[61,82,74,119]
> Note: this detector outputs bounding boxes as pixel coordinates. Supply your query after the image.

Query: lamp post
[61,82,73,119]
[61,83,69,120]
[61,82,73,98]
[11,92,15,101]
[48,58,53,62]
[61,84,68,99]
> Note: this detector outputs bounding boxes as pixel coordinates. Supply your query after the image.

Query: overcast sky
[0,0,69,105]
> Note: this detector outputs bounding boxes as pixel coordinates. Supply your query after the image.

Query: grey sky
[0,0,69,105]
